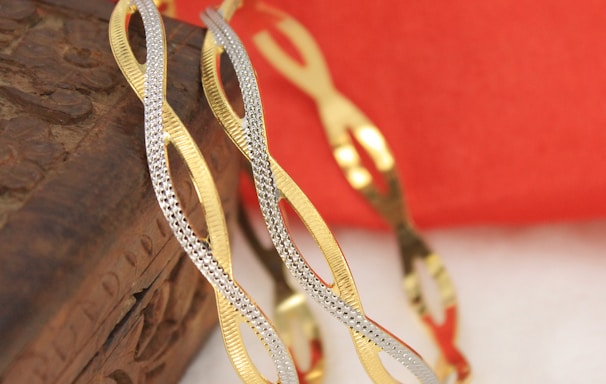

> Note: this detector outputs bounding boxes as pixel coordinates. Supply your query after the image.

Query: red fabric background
[172,0,606,229]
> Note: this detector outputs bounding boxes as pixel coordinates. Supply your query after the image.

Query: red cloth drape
[171,0,606,229]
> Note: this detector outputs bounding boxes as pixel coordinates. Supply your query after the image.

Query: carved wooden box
[0,0,239,382]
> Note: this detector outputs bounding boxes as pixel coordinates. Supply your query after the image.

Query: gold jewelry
[237,160,324,384]
[248,5,471,383]
[238,196,324,384]
[201,2,439,383]
[108,1,299,382]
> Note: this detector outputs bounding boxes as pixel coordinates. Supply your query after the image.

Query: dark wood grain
[0,0,239,382]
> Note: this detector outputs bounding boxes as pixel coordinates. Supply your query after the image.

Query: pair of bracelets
[109,0,469,382]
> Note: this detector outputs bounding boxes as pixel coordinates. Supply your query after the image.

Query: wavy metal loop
[108,1,298,383]
[200,3,439,383]
[249,6,471,383]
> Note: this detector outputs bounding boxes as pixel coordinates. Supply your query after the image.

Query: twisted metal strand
[109,1,298,382]
[201,5,438,384]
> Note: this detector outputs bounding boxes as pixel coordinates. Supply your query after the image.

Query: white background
[181,218,606,383]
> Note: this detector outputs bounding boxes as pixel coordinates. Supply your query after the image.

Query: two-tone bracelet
[200,2,440,383]
[109,1,301,382]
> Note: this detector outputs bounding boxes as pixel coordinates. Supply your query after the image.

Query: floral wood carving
[0,0,241,383]
[96,256,212,384]
[0,0,120,227]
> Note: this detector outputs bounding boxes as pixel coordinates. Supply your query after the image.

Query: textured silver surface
[202,7,438,384]
[134,1,298,382]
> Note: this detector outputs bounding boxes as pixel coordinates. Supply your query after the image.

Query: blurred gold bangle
[248,5,471,383]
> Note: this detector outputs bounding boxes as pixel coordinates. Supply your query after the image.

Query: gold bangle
[108,1,299,382]
[201,3,439,383]
[248,5,471,383]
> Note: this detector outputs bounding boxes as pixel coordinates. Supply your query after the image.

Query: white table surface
[181,218,606,383]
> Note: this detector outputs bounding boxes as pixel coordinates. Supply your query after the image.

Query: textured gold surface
[250,6,471,383]
[109,2,292,382]
[200,3,437,383]
[238,199,324,384]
